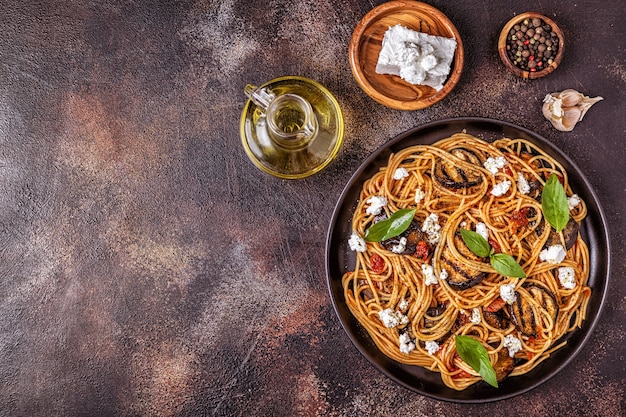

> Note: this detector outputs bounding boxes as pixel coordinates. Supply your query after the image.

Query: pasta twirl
[343,132,590,390]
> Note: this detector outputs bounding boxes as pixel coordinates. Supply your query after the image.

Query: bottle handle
[244,84,275,113]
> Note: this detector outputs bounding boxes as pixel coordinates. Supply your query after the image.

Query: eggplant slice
[441,233,487,290]
[508,283,559,336]
[494,348,515,382]
[482,309,508,329]
[434,148,484,189]
[527,283,559,324]
[423,305,447,329]
[536,216,580,250]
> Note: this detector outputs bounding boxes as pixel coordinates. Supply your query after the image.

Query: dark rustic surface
[0,1,624,416]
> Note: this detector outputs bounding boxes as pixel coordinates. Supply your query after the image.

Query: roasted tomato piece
[511,207,530,228]
[488,238,502,254]
[415,241,430,260]
[369,253,386,273]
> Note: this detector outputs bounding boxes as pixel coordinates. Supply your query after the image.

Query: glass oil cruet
[240,76,344,179]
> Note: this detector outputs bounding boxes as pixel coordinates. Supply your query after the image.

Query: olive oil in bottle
[241,76,344,179]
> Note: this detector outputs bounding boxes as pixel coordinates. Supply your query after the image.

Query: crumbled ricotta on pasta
[393,167,409,180]
[398,298,410,312]
[470,307,481,325]
[475,222,489,241]
[366,195,387,215]
[568,194,581,210]
[558,266,577,289]
[422,263,438,286]
[378,308,409,328]
[439,268,448,281]
[517,172,531,195]
[425,340,440,355]
[500,283,517,304]
[421,213,441,244]
[491,180,512,197]
[539,244,567,265]
[414,187,425,204]
[483,156,507,174]
[348,232,366,252]
[503,334,522,357]
[399,332,416,354]
[391,237,407,254]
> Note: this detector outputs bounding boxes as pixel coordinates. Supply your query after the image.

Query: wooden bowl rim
[497,12,565,79]
[349,0,464,110]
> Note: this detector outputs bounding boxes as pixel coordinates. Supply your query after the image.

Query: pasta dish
[343,132,591,390]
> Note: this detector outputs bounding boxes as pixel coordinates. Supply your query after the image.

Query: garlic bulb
[542,89,603,131]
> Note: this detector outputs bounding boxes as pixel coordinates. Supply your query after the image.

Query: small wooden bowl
[349,0,464,110]
[498,12,564,79]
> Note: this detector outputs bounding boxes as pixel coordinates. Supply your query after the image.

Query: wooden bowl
[498,12,564,79]
[349,1,464,110]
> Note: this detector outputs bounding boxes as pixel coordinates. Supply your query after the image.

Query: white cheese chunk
[365,195,387,215]
[483,156,507,174]
[422,263,438,286]
[414,187,425,204]
[399,333,416,354]
[375,24,457,91]
[503,334,522,357]
[425,340,440,355]
[558,266,577,289]
[475,222,489,241]
[378,308,409,328]
[391,237,407,254]
[491,180,512,197]
[517,172,531,195]
[421,213,441,244]
[393,167,409,180]
[348,232,366,252]
[539,244,567,265]
[439,268,448,281]
[470,308,481,325]
[568,194,581,210]
[500,283,517,304]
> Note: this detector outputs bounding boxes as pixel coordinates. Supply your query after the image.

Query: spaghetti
[343,132,590,390]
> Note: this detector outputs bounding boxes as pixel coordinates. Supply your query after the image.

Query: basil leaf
[455,335,498,388]
[490,253,526,278]
[460,228,491,258]
[542,174,569,233]
[364,208,416,242]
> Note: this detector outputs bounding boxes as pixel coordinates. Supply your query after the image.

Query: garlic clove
[557,89,584,107]
[542,93,563,120]
[560,107,582,132]
[578,96,604,121]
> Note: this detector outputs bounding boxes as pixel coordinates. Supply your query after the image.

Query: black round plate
[325,117,610,402]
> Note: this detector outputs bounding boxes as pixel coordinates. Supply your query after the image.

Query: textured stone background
[0,1,624,416]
